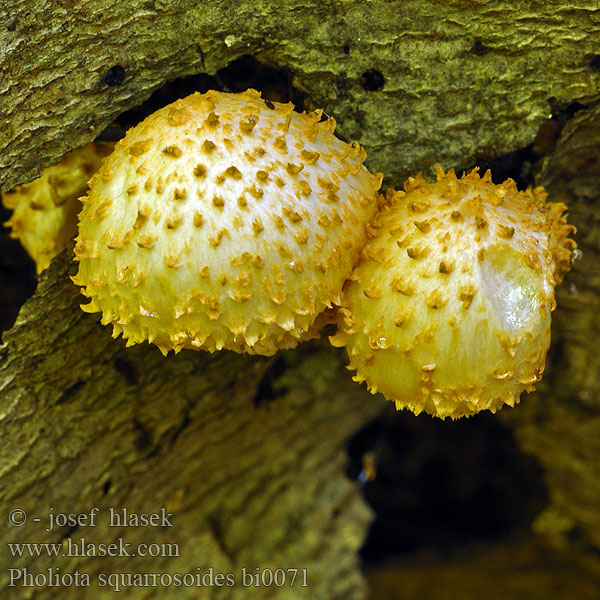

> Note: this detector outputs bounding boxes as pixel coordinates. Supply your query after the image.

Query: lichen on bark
[2,1,600,598]
[0,245,383,599]
[1,1,600,192]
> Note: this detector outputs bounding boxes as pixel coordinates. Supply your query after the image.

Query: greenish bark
[2,1,600,599]
[364,100,600,600]
[500,102,600,549]
[1,1,600,192]
[0,247,382,599]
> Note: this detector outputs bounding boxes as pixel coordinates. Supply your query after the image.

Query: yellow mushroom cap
[330,167,576,418]
[2,142,114,273]
[73,89,382,355]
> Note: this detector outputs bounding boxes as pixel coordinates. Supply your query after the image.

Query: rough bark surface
[500,102,600,548]
[2,1,600,599]
[0,247,382,598]
[1,1,600,192]
[363,99,600,600]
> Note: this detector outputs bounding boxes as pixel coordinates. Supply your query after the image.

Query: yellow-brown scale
[73,89,382,355]
[330,167,576,418]
[2,142,114,273]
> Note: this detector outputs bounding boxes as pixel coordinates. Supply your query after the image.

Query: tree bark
[363,100,600,600]
[1,246,383,598]
[2,1,600,599]
[500,102,600,549]
[1,1,599,192]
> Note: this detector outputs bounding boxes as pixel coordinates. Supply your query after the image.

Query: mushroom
[2,142,114,273]
[330,167,576,418]
[72,89,382,355]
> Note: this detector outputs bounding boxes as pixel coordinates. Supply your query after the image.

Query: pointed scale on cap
[73,89,382,355]
[330,166,576,418]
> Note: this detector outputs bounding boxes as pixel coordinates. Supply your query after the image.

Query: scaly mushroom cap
[73,89,382,355]
[330,167,576,418]
[2,142,113,273]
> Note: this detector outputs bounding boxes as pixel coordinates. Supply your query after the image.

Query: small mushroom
[73,89,382,355]
[330,167,576,418]
[2,142,114,273]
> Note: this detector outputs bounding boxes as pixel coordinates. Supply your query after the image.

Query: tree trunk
[2,1,600,599]
[2,1,599,192]
[1,243,383,599]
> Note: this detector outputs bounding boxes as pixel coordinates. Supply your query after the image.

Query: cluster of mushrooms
[2,89,576,418]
